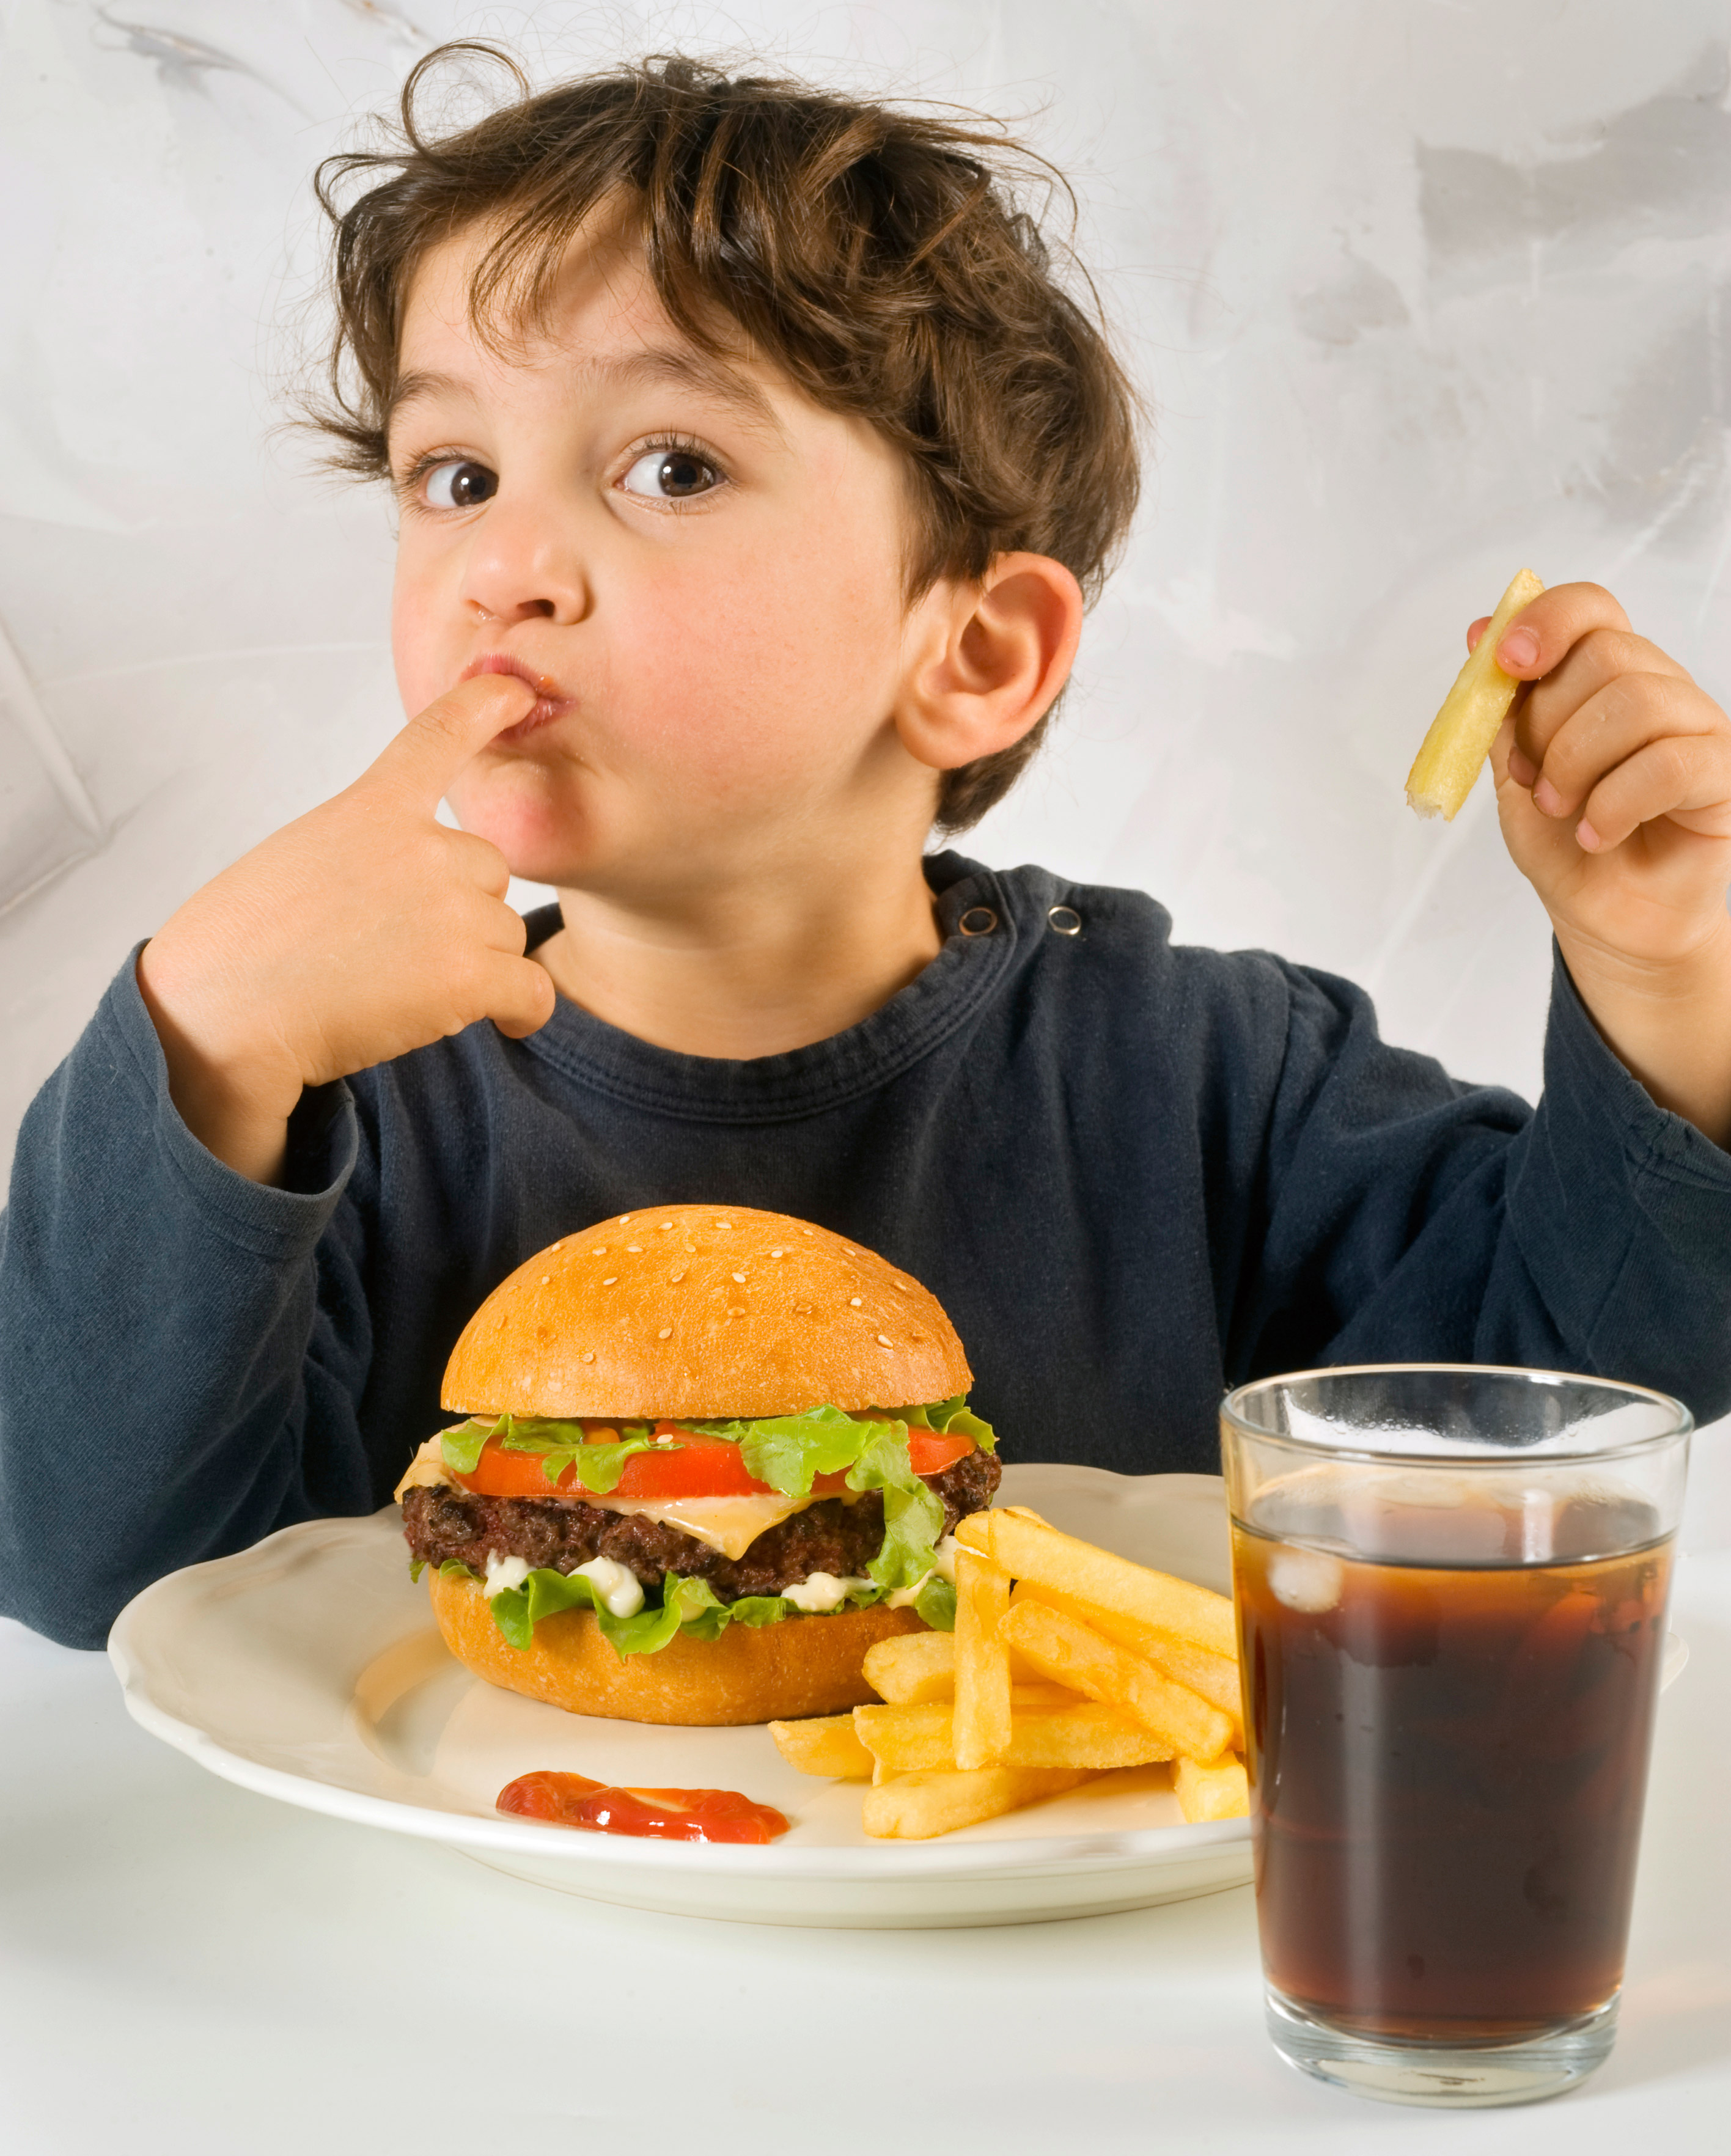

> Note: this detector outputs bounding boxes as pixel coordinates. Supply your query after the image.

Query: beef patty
[402,1445,1001,1601]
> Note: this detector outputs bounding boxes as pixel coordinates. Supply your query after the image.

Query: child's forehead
[395,213,776,426]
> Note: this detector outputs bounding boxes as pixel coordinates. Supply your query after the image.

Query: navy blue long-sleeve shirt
[4,853,1729,1648]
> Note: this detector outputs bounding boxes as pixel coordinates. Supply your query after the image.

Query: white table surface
[6,1441,1728,2156]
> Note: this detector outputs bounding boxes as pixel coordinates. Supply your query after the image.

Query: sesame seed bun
[427,1564,927,1725]
[441,1204,971,1418]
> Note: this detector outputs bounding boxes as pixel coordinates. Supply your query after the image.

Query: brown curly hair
[307,43,1142,832]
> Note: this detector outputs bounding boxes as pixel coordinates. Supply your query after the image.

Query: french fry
[854,1700,1171,1774]
[956,1509,1236,1659]
[862,1765,1094,1841]
[1003,1705,1172,1773]
[1405,567,1545,820]
[998,1600,1233,1761]
[1174,1753,1251,1824]
[1010,1579,1244,1748]
[853,1702,955,1772]
[769,1714,875,1780]
[861,1629,954,1705]
[953,1549,1012,1769]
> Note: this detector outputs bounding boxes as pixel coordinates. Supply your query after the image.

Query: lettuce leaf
[438,1420,494,1475]
[843,1422,947,1590]
[680,1403,873,1495]
[916,1396,998,1452]
[439,1414,666,1493]
[443,1560,888,1658]
[428,1392,994,1648]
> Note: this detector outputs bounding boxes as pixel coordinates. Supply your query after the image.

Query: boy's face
[388,218,938,901]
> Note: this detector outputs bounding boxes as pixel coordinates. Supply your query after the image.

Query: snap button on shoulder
[1047,905,1082,936]
[957,906,999,937]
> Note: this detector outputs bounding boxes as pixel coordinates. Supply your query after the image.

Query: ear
[895,552,1084,772]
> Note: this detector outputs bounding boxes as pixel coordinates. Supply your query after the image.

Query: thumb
[369,672,537,805]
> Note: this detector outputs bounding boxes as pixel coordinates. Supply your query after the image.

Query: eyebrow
[384,345,784,445]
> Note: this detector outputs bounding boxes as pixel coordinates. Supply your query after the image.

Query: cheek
[391,538,469,717]
[617,538,903,785]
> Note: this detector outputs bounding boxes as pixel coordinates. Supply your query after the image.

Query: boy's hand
[137,673,556,1183]
[1476,582,1731,1143]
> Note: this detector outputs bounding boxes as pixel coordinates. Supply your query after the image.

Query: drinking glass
[1220,1363,1689,2108]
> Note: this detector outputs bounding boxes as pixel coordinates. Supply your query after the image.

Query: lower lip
[496,696,571,744]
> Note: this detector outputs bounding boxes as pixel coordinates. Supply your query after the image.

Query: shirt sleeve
[1227,945,1731,1420]
[0,950,375,1648]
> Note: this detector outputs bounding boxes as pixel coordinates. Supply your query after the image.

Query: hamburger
[395,1204,1001,1725]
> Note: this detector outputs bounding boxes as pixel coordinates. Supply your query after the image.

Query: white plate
[107,1465,1254,1928]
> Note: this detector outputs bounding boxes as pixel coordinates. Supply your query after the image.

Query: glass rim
[1220,1360,1693,1469]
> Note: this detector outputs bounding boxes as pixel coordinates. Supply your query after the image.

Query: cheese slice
[394,1433,451,1502]
[392,1434,850,1561]
[583,1491,828,1561]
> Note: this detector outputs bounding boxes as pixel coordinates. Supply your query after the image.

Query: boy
[3,52,1729,1649]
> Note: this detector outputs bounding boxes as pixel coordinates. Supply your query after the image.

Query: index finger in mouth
[371,672,540,804]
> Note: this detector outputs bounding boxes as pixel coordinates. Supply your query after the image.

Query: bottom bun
[427,1567,928,1725]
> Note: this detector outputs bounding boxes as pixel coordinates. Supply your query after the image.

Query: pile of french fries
[771,1507,1251,1841]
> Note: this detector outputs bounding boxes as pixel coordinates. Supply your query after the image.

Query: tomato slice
[906,1428,974,1477]
[451,1418,977,1502]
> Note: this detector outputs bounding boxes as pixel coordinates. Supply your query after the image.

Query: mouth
[460,653,574,742]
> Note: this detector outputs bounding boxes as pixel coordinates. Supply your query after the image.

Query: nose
[457,492,591,627]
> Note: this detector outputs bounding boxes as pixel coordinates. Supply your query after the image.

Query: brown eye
[620,447,721,501]
[423,460,496,509]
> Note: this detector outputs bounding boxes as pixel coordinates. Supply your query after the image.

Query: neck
[534,848,945,1061]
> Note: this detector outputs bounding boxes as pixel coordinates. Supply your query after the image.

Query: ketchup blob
[497,1769,790,1844]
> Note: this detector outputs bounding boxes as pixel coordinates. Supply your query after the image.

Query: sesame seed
[658,1326,672,1340]
[594,1247,607,1256]
[538,1274,551,1285]
[660,1222,674,1230]
[728,1306,744,1318]
[715,1219,732,1229]
[671,1270,686,1283]
[894,1280,910,1292]
[582,1350,595,1363]
[802,1227,815,1236]
[795,1303,812,1314]
[619,1215,631,1224]
[626,1244,642,1253]
[549,1241,562,1252]
[601,1277,617,1286]
[732,1272,746,1285]
[770,1247,784,1258]
[877,1334,893,1348]
[844,1247,857,1256]
[849,1297,862,1307]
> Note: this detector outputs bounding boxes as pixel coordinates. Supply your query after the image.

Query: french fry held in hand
[997,1599,1234,1761]
[854,1700,1172,1774]
[769,1713,875,1780]
[1174,1753,1250,1825]
[1405,566,1545,820]
[955,1508,1236,1659]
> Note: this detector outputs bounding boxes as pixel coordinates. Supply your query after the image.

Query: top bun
[442,1204,971,1420]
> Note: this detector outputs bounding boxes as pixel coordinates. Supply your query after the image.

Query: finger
[1514,628,1694,772]
[1485,580,1631,681]
[1529,673,1720,820]
[482,953,557,1040]
[1576,732,1731,853]
[369,672,537,805]
[441,825,514,901]
[1465,614,1491,656]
